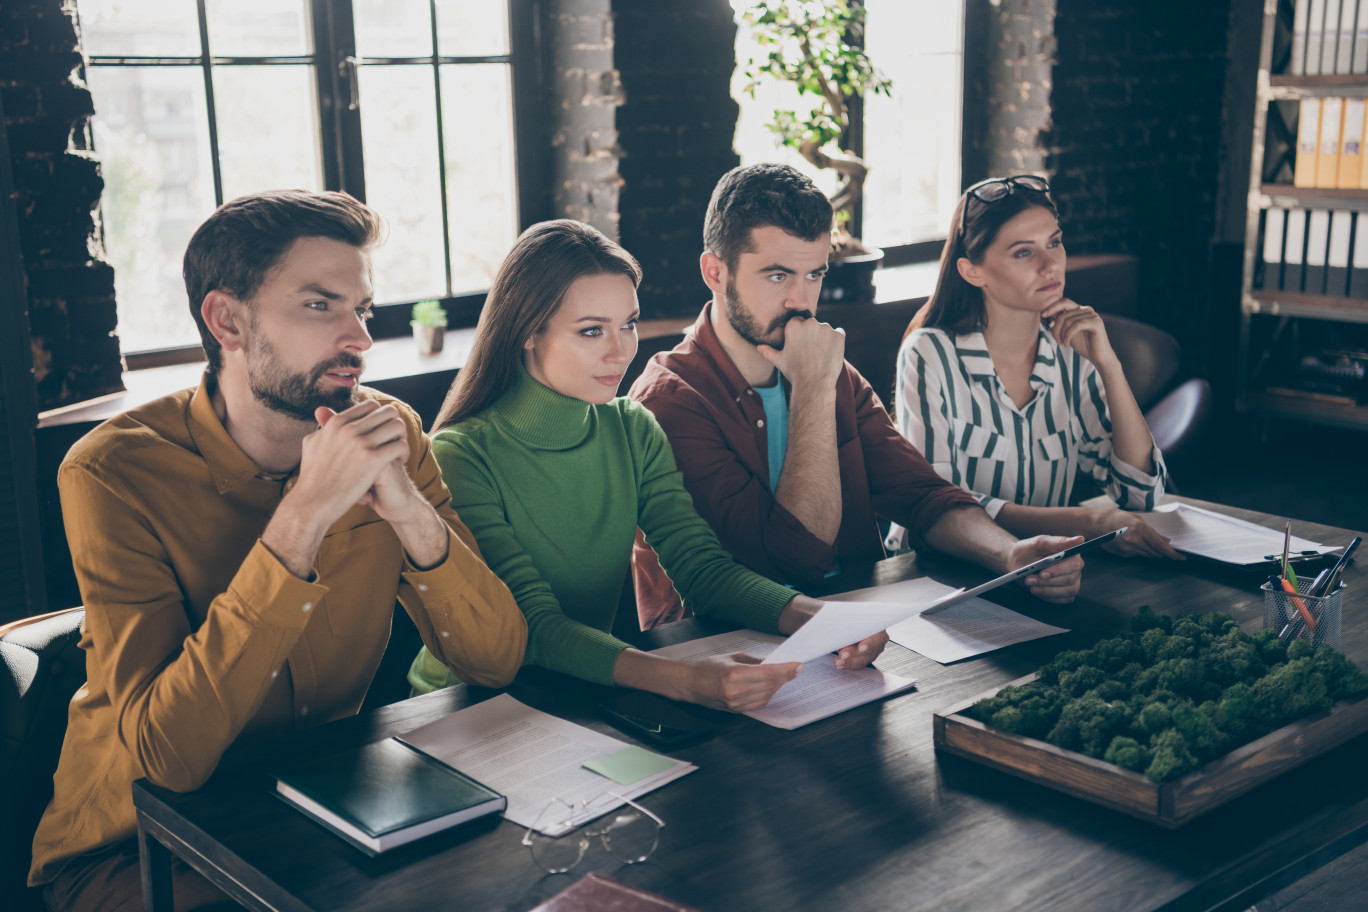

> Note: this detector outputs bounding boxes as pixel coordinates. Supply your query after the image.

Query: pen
[1319,536,1361,596]
[1280,577,1317,632]
[1281,522,1291,580]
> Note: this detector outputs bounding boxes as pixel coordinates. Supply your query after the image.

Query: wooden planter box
[934,674,1368,828]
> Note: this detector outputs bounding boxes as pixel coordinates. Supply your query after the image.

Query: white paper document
[1134,502,1337,566]
[794,577,1069,665]
[649,630,916,730]
[398,694,695,835]
[760,576,1066,666]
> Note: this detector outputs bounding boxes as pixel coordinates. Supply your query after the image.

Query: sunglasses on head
[959,175,1052,237]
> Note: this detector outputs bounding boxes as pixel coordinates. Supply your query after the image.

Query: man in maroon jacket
[628,164,1084,628]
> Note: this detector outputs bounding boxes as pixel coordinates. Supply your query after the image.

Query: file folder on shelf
[1316,98,1344,189]
[1296,98,1321,188]
[1284,209,1308,292]
[1305,209,1331,293]
[1328,210,1352,295]
[1339,98,1365,187]
[1260,208,1285,291]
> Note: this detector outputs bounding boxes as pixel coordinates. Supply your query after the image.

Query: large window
[78,0,535,358]
[731,0,965,260]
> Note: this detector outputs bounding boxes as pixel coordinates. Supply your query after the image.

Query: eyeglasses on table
[522,794,665,874]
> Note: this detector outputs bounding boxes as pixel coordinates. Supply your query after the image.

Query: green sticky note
[582,746,676,785]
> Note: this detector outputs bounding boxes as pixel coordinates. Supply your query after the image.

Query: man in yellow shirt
[29,190,527,911]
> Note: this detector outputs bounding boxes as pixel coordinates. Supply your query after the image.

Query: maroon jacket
[628,303,979,628]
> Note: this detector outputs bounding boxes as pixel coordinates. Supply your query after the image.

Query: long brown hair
[905,179,1058,340]
[431,220,643,432]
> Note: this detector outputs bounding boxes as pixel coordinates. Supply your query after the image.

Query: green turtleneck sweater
[409,367,796,690]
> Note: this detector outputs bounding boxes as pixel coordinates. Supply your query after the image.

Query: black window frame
[78,0,548,370]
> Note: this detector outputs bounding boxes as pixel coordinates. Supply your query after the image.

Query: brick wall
[546,0,624,239]
[614,0,739,318]
[1,0,121,412]
[982,0,1056,176]
[1046,0,1232,365]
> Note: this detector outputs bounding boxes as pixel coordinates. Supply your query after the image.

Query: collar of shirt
[953,329,1062,405]
[491,362,596,451]
[687,302,766,406]
[186,373,283,494]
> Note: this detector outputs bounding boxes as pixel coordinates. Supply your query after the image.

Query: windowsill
[37,319,694,429]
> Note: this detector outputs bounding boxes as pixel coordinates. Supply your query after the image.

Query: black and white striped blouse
[893,327,1167,520]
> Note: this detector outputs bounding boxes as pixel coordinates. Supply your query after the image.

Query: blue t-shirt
[753,375,789,492]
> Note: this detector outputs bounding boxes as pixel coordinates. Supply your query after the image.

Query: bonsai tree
[737,0,892,256]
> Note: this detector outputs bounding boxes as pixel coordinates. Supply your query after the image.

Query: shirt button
[302,601,313,613]
[300,705,309,716]
[284,478,296,494]
[417,583,429,592]
[746,389,754,396]
[270,670,279,679]
[757,419,765,428]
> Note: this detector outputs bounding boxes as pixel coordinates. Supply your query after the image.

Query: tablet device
[919,527,1125,616]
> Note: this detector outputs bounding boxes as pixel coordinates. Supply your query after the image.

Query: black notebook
[275,738,505,855]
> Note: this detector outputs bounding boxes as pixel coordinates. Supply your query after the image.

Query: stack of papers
[400,694,694,835]
[1133,502,1337,566]
[757,577,1068,667]
[827,577,1070,664]
[649,631,916,730]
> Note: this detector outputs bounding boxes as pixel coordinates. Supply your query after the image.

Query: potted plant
[737,0,892,303]
[411,299,448,355]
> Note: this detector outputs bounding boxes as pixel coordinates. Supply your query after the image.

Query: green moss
[967,609,1368,784]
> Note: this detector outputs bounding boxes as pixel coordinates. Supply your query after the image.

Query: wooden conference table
[134,499,1368,912]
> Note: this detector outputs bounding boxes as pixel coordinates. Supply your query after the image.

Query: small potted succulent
[411,299,448,355]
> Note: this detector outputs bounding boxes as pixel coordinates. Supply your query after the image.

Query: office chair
[1101,313,1211,462]
[0,608,86,911]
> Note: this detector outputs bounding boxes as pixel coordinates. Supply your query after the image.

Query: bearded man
[30,190,526,911]
[628,164,1085,629]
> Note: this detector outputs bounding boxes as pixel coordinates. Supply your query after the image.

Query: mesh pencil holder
[1261,579,1345,650]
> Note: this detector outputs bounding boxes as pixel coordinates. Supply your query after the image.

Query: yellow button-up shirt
[30,379,527,885]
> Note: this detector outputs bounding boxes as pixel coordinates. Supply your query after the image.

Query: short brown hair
[183,190,384,374]
[703,163,833,270]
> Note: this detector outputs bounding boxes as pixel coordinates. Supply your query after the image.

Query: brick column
[1,0,122,412]
[546,0,624,239]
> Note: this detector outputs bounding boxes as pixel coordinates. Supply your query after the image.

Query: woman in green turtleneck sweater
[408,220,885,712]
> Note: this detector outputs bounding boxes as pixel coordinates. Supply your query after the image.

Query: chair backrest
[1100,313,1181,411]
[0,608,86,906]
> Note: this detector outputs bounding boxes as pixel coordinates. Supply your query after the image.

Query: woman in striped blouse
[891,175,1181,558]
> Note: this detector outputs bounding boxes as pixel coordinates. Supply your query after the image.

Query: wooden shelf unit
[1238,2,1368,430]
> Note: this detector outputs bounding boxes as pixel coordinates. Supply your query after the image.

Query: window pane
[354,0,434,58]
[87,66,215,352]
[435,0,508,57]
[358,65,446,302]
[214,67,323,202]
[205,0,311,57]
[730,0,964,250]
[441,64,517,293]
[730,5,840,202]
[862,0,963,246]
[78,0,200,57]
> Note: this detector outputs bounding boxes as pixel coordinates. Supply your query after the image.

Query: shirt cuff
[233,540,331,630]
[981,496,1008,520]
